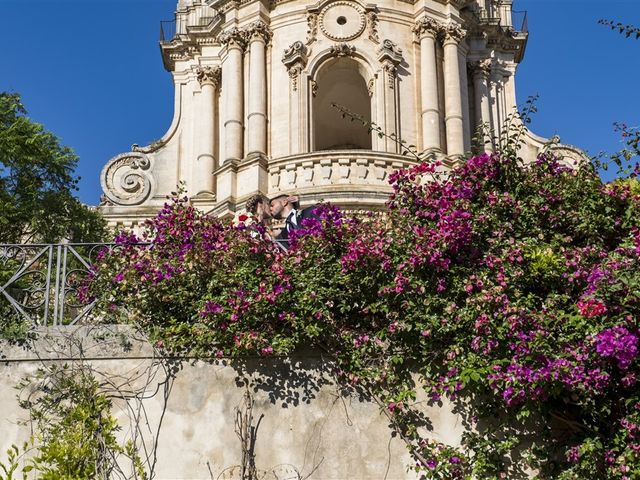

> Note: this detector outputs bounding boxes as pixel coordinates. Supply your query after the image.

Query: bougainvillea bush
[85,152,640,479]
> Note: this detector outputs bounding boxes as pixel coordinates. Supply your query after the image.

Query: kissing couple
[245,193,320,249]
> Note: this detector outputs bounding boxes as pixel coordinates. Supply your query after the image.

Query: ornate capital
[244,20,272,43]
[443,22,467,43]
[196,66,222,88]
[282,42,308,91]
[470,59,492,78]
[330,43,356,57]
[219,27,246,50]
[412,17,443,39]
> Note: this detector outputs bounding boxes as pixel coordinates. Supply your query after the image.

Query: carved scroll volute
[377,39,403,89]
[100,152,154,206]
[282,41,308,91]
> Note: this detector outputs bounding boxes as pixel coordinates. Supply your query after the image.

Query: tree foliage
[0,92,106,243]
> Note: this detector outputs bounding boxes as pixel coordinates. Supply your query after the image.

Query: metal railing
[159,11,221,42]
[0,243,112,327]
[511,10,528,33]
[160,18,176,42]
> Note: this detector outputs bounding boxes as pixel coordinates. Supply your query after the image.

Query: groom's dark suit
[275,206,321,246]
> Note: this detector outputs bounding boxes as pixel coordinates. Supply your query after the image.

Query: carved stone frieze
[219,27,246,50]
[244,20,272,43]
[329,43,355,57]
[101,152,154,206]
[310,79,318,97]
[196,65,222,88]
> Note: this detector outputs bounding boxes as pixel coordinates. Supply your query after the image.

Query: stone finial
[196,66,222,88]
[219,27,246,50]
[443,22,467,43]
[412,17,443,38]
[330,43,356,57]
[244,20,272,43]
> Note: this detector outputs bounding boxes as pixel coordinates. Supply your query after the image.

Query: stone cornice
[160,39,201,72]
[431,0,474,9]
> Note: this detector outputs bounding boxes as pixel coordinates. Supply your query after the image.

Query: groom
[269,194,320,248]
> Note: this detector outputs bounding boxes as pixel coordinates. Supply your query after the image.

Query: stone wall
[0,326,466,479]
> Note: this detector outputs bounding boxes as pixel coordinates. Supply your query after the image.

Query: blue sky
[2,0,639,206]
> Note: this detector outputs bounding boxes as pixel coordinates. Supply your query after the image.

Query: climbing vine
[81,138,640,479]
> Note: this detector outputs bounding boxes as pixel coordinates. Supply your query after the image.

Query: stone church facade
[99,0,584,227]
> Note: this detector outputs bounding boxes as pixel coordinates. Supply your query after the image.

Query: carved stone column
[413,18,442,152]
[245,21,271,157]
[442,23,467,158]
[471,59,493,152]
[282,41,308,154]
[377,40,403,153]
[194,66,221,197]
[220,28,246,164]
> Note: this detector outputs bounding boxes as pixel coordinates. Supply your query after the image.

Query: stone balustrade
[268,150,419,205]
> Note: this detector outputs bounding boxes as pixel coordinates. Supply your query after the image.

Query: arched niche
[312,57,372,151]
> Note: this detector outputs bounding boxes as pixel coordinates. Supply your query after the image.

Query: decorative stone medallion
[319,2,365,42]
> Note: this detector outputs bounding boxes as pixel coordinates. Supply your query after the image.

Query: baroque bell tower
[99,0,585,228]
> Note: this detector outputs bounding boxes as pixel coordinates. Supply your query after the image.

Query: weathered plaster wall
[0,327,466,479]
